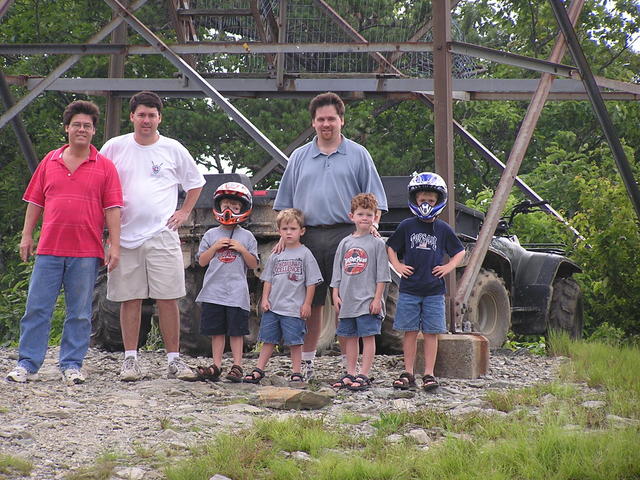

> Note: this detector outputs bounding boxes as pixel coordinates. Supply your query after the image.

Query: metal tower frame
[1,0,639,327]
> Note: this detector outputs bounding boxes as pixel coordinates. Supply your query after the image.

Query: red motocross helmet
[213,182,253,225]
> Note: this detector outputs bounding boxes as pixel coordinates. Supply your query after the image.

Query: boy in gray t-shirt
[243,209,322,384]
[330,194,391,391]
[194,183,258,383]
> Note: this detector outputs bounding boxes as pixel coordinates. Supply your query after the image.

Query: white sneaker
[62,368,85,386]
[302,360,314,381]
[167,358,198,381]
[120,356,143,382]
[6,366,38,383]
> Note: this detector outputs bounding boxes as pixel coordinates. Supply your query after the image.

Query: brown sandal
[225,364,243,383]
[392,372,416,390]
[196,364,221,382]
[422,374,439,391]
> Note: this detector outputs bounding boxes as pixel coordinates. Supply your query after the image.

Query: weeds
[64,452,121,480]
[103,338,640,479]
[0,454,32,476]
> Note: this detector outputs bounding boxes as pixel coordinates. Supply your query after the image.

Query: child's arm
[432,249,465,278]
[387,246,414,278]
[301,284,316,319]
[369,282,386,315]
[331,287,342,314]
[261,281,272,312]
[228,239,259,269]
[198,238,230,267]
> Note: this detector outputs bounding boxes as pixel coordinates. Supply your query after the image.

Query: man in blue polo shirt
[273,92,387,380]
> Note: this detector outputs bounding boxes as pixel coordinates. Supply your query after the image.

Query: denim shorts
[258,310,307,346]
[336,314,382,338]
[200,302,249,336]
[393,293,447,333]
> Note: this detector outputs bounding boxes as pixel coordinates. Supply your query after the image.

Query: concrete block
[414,333,489,379]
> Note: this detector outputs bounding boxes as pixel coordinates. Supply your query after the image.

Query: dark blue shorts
[258,311,307,346]
[200,302,249,336]
[336,314,382,338]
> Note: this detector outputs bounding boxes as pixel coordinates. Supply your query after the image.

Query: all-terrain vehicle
[91,174,583,354]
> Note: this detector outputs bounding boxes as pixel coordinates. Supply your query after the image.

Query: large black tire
[547,277,583,339]
[464,268,511,349]
[90,268,151,351]
[178,266,211,356]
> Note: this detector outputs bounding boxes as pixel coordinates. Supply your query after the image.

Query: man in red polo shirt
[5,100,123,386]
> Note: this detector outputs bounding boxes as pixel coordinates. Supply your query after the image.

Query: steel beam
[433,0,457,332]
[0,71,39,172]
[102,0,289,168]
[251,126,315,186]
[0,0,148,131]
[549,0,640,221]
[104,1,129,142]
[450,41,577,77]
[455,0,586,323]
[26,77,622,97]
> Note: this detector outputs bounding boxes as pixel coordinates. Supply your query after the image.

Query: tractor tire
[177,266,210,356]
[90,268,151,351]
[464,268,511,349]
[547,277,583,339]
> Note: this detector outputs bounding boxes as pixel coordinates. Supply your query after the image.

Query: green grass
[338,413,369,425]
[0,454,32,476]
[550,331,640,418]
[93,337,640,479]
[64,452,121,480]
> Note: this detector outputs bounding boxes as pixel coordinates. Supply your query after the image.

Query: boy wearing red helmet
[386,173,465,392]
[194,182,259,382]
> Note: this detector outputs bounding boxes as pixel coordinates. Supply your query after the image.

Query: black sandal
[225,364,244,383]
[290,372,304,383]
[196,364,221,382]
[242,367,265,384]
[331,374,356,389]
[347,374,372,391]
[392,372,416,390]
[422,374,439,391]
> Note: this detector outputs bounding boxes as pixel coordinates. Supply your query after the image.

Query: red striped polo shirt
[23,144,123,259]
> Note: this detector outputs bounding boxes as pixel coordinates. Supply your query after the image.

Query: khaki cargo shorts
[107,229,186,301]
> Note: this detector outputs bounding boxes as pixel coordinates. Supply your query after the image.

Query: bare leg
[422,333,439,376]
[359,336,376,377]
[120,299,143,351]
[303,304,323,354]
[229,335,244,366]
[402,330,419,374]
[343,336,359,377]
[289,344,302,373]
[256,343,276,371]
[156,299,180,353]
[211,335,225,367]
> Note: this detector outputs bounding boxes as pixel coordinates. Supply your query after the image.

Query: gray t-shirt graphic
[331,233,391,318]
[195,226,258,311]
[261,245,323,318]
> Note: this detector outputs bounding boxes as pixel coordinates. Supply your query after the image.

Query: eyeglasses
[69,122,94,130]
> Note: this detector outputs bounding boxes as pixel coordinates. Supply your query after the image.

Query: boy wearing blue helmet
[386,172,465,391]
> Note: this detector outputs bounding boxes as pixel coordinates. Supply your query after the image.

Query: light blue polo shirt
[273,136,388,226]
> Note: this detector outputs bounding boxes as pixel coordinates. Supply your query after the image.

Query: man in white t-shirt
[101,91,205,382]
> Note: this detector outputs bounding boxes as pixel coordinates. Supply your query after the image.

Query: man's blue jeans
[17,255,100,373]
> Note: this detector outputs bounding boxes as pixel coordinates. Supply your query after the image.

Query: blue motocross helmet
[408,172,448,220]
